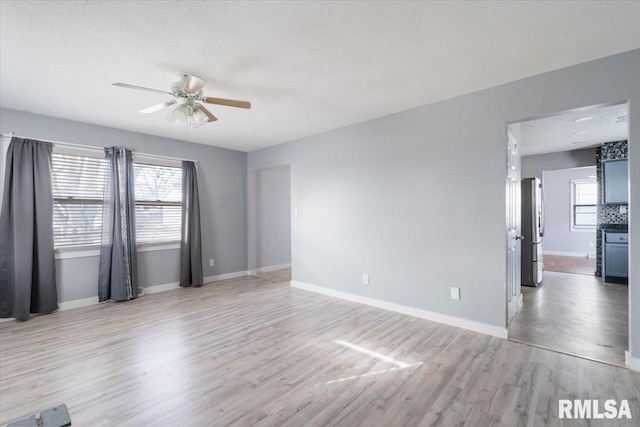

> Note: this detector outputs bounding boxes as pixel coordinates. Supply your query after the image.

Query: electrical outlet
[450,287,460,300]
[363,274,369,285]
[620,205,627,214]
[209,258,214,267]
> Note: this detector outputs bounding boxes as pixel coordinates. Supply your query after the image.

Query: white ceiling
[1,1,639,152]
[518,103,629,156]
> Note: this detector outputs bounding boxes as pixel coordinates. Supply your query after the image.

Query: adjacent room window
[52,151,106,248]
[571,179,597,230]
[133,162,182,245]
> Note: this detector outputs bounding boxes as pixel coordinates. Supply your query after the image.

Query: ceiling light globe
[167,105,188,126]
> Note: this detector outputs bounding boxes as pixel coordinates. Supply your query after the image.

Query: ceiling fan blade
[183,75,206,94]
[112,82,172,95]
[203,97,251,109]
[139,101,176,114]
[194,104,218,122]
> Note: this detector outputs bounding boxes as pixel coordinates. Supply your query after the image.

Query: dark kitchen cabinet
[602,159,628,204]
[604,232,628,284]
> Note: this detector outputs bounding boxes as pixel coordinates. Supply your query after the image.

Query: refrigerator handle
[540,181,545,238]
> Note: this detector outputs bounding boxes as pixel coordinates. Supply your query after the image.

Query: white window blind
[52,152,105,248]
[134,162,182,244]
[52,149,183,249]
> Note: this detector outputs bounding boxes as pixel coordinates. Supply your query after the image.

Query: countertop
[600,224,628,232]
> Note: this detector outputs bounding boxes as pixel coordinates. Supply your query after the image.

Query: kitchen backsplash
[595,140,628,277]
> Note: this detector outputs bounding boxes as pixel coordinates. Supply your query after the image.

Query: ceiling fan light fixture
[189,108,209,128]
[167,104,188,126]
[115,74,249,129]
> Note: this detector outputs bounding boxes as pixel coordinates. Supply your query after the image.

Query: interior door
[506,132,522,324]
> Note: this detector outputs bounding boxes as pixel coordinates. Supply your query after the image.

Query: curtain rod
[2,132,198,164]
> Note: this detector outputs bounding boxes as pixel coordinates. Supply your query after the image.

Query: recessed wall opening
[248,164,292,284]
[506,101,630,367]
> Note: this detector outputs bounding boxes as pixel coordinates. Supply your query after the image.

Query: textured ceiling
[518,103,629,156]
[1,1,640,152]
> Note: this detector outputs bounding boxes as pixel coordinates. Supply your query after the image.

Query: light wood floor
[509,271,628,367]
[1,272,639,426]
[543,255,596,276]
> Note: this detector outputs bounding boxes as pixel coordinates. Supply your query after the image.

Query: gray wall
[248,49,640,358]
[521,147,597,179]
[542,167,597,257]
[252,165,291,269]
[0,108,248,302]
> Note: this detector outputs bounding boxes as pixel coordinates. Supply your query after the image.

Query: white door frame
[506,129,523,325]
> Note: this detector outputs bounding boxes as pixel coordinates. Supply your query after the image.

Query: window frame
[50,148,184,258]
[571,178,597,232]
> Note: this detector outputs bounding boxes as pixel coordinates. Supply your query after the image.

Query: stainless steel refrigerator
[521,177,544,286]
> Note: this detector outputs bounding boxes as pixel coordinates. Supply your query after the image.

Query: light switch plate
[363,274,369,285]
[620,205,627,214]
[451,287,460,300]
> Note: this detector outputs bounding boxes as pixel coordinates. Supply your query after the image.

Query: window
[572,179,597,230]
[52,151,105,248]
[51,149,183,250]
[133,162,182,244]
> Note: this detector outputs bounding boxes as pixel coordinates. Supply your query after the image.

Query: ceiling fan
[113,74,251,128]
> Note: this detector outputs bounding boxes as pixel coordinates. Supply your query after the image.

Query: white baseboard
[144,281,180,294]
[290,280,507,339]
[626,351,640,372]
[146,270,249,290]
[145,270,249,290]
[204,270,249,283]
[248,263,291,276]
[543,250,588,258]
[58,296,100,311]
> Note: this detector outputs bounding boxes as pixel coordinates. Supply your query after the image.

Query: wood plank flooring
[543,255,596,276]
[508,271,628,367]
[1,271,639,426]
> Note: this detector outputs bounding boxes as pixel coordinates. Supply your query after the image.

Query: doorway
[541,166,597,275]
[506,102,629,367]
[248,165,292,285]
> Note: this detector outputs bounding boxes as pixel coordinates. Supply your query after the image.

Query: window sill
[137,242,181,253]
[55,247,101,259]
[55,242,180,259]
[571,227,596,233]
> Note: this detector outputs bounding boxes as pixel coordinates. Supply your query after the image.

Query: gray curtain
[0,138,57,320]
[180,161,203,287]
[98,147,138,302]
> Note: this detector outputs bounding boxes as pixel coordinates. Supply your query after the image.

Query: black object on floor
[8,404,71,427]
